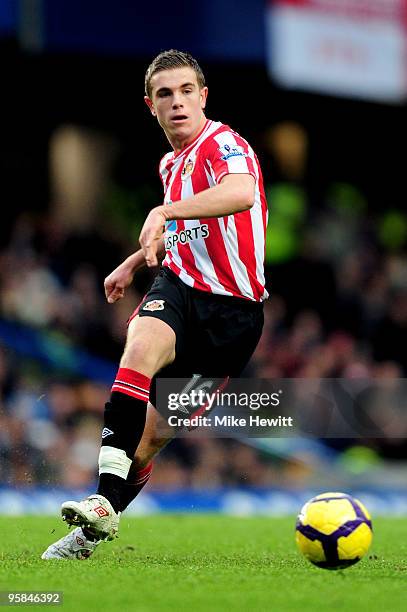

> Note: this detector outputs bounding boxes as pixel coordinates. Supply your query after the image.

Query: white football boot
[60,494,119,541]
[41,527,100,560]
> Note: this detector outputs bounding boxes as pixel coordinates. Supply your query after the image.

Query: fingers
[139,208,165,267]
[143,242,158,268]
[140,230,160,267]
[104,280,125,303]
[107,288,124,303]
[104,281,112,301]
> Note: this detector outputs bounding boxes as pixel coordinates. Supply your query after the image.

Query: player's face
[145,67,208,152]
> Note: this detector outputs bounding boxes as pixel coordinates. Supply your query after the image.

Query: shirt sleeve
[204,130,256,185]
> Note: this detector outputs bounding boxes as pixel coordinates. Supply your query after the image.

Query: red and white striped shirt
[159,119,268,302]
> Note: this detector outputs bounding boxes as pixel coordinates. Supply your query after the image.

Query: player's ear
[200,87,208,111]
[144,96,156,116]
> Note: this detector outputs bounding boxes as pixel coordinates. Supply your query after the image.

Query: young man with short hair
[42,49,268,560]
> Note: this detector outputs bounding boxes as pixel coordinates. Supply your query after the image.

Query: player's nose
[172,93,184,108]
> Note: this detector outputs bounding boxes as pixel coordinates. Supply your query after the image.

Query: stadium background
[0,0,406,516]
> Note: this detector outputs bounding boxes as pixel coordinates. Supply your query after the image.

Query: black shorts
[129,267,264,406]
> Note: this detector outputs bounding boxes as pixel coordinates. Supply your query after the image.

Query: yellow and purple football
[296,492,373,570]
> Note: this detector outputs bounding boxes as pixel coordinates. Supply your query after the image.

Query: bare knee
[121,336,156,371]
[120,316,176,376]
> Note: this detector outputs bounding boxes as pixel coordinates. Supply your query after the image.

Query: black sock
[97,473,125,513]
[97,386,149,512]
[101,391,148,454]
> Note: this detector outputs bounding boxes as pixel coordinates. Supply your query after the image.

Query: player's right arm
[104,238,165,303]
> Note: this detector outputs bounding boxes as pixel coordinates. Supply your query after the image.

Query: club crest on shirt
[181,158,195,180]
[142,300,165,312]
[219,143,247,161]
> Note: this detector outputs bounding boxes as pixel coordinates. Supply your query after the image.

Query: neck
[169,115,207,154]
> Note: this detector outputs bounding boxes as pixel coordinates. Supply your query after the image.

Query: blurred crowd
[0,120,406,491]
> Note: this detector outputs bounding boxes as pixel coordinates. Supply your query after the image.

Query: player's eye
[183,89,192,94]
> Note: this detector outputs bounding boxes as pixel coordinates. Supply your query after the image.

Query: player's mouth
[171,114,188,123]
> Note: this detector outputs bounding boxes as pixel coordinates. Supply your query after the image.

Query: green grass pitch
[1,515,407,611]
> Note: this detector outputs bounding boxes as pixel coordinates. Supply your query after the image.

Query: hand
[139,206,167,267]
[104,261,135,303]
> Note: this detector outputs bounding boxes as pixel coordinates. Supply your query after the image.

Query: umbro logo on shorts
[143,300,165,312]
[101,427,114,439]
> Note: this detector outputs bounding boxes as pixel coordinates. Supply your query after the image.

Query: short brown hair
[145,49,205,97]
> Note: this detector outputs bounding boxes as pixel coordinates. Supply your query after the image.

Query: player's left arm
[139,173,255,267]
